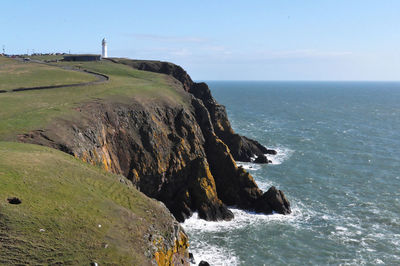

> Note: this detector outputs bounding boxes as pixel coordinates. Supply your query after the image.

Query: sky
[1,0,399,81]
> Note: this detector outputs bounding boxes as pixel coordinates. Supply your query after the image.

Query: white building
[102,38,107,58]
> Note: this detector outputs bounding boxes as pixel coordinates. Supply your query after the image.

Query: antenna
[2,45,5,54]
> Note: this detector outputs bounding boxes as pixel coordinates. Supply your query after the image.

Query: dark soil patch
[7,197,21,205]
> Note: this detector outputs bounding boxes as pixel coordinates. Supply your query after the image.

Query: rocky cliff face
[146,201,190,265]
[20,59,291,225]
[113,58,277,162]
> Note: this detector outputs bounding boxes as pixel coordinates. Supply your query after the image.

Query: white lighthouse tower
[101,38,107,58]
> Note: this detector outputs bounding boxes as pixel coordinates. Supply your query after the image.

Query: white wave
[266,146,294,165]
[188,244,239,266]
[374,259,385,265]
[236,161,261,171]
[335,226,348,231]
[183,209,294,234]
[182,202,313,265]
[389,234,400,247]
[236,146,293,168]
[183,210,297,265]
[252,178,274,191]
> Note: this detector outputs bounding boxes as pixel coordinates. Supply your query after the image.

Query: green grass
[0,141,172,265]
[29,54,65,61]
[0,55,189,264]
[0,57,97,91]
[0,56,187,141]
[0,56,189,263]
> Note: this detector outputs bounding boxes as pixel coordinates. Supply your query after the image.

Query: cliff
[20,58,291,223]
[0,56,292,265]
[110,58,278,162]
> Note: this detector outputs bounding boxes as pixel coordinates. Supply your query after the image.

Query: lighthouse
[101,38,107,58]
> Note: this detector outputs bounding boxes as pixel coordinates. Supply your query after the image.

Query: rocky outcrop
[255,186,291,215]
[20,59,291,223]
[189,82,275,162]
[151,216,190,265]
[112,59,276,162]
[190,97,262,210]
[20,99,233,222]
[254,154,271,164]
[107,59,193,92]
[142,199,190,265]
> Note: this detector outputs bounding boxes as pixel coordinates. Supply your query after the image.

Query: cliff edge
[19,58,291,222]
[1,56,291,264]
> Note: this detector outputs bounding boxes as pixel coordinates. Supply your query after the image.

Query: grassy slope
[0,56,189,264]
[0,57,97,91]
[0,142,174,265]
[29,54,65,61]
[0,57,186,141]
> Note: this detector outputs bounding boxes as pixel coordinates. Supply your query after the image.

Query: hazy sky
[1,0,399,80]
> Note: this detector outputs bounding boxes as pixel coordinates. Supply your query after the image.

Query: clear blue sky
[1,0,399,80]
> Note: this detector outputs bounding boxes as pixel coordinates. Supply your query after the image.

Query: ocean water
[183,81,400,265]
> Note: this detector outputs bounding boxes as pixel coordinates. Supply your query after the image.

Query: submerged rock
[189,253,195,264]
[255,186,291,215]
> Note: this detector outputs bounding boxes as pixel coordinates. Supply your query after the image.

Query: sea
[182,81,400,265]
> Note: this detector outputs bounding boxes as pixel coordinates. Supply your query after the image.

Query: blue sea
[183,81,400,265]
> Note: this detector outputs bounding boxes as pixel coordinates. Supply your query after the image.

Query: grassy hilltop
[0,56,185,141]
[0,56,189,264]
[0,57,97,91]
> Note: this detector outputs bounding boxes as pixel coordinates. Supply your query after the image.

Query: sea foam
[182,204,307,265]
[266,146,294,165]
[236,161,261,171]
[236,146,293,169]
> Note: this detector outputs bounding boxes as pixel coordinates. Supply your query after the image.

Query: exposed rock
[254,154,269,164]
[191,98,262,210]
[255,186,291,215]
[113,59,277,162]
[20,99,233,222]
[188,82,275,162]
[19,59,291,223]
[186,158,233,221]
[199,261,210,266]
[152,226,189,265]
[147,202,190,265]
[266,149,278,155]
[189,253,195,264]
